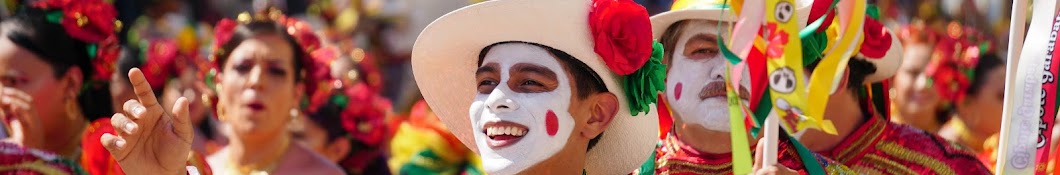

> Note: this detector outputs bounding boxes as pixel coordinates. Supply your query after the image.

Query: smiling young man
[411,0,664,174]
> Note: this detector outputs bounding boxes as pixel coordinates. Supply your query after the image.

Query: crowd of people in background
[0,0,1051,174]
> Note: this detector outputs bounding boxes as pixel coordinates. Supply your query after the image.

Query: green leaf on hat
[623,41,667,116]
[866,4,881,20]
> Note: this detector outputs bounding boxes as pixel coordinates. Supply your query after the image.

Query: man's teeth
[486,126,527,137]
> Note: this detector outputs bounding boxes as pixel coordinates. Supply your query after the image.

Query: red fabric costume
[815,116,991,174]
[652,132,853,175]
[0,142,84,174]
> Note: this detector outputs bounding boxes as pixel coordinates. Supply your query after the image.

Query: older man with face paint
[758,1,992,174]
[644,1,859,174]
[411,0,664,174]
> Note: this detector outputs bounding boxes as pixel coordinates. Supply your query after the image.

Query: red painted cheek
[674,82,683,100]
[546,110,558,137]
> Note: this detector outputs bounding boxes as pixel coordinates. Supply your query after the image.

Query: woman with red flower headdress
[99,8,345,175]
[0,0,122,174]
[891,20,953,134]
[286,45,393,175]
[291,78,392,175]
[928,23,1006,173]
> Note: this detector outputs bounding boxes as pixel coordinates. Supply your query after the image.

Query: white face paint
[469,43,577,174]
[665,20,750,132]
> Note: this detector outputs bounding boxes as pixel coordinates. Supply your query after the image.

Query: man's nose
[484,86,520,113]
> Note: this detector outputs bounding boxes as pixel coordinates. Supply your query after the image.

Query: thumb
[7,118,23,146]
[171,97,194,143]
[100,133,127,159]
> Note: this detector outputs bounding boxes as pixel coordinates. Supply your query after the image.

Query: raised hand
[100,68,195,175]
[0,87,42,148]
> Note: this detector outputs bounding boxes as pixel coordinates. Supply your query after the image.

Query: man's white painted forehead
[482,43,564,70]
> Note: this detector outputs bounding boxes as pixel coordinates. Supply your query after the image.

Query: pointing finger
[127,68,163,120]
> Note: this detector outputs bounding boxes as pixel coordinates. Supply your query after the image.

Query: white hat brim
[650,8,736,39]
[411,0,659,174]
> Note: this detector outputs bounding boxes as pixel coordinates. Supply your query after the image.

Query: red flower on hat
[589,0,653,75]
[859,18,892,58]
[34,0,117,43]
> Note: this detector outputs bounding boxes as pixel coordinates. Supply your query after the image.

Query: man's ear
[581,92,619,139]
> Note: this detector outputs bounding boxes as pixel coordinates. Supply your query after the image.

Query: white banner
[997,0,1059,174]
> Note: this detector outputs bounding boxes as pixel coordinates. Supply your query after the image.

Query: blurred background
[0,0,1043,174]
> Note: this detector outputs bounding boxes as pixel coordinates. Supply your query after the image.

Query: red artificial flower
[286,19,321,53]
[57,0,117,43]
[589,0,653,75]
[312,45,340,65]
[859,18,892,58]
[283,18,333,108]
[926,37,976,104]
[340,83,388,147]
[212,19,238,52]
[142,39,179,90]
[92,36,120,82]
[765,23,788,58]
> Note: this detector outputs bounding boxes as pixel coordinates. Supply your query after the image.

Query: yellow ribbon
[803,0,867,135]
[765,0,828,134]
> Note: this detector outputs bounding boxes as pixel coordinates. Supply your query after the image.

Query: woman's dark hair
[213,20,305,81]
[1,7,113,121]
[308,103,347,141]
[476,41,609,151]
[966,53,1004,96]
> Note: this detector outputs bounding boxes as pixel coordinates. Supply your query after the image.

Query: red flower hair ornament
[32,0,120,92]
[140,39,180,90]
[925,23,993,107]
[589,0,666,115]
